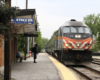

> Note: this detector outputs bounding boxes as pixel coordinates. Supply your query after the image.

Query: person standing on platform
[31,44,38,63]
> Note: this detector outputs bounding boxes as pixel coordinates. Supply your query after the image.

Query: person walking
[31,44,38,63]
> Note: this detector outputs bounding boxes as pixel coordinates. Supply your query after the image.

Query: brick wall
[0,35,4,67]
[0,35,18,74]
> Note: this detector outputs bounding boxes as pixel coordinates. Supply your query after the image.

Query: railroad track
[92,58,100,65]
[69,65,100,80]
[51,54,100,79]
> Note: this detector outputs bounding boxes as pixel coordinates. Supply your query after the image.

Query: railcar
[45,19,92,65]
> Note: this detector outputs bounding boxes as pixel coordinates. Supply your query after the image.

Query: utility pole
[26,0,28,9]
[4,0,11,80]
[24,0,28,60]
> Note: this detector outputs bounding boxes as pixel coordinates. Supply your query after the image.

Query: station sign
[11,18,34,24]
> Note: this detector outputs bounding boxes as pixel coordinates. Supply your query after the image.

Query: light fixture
[75,35,81,38]
[76,43,80,47]
[65,43,69,47]
[75,35,78,38]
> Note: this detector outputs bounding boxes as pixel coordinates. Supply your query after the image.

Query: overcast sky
[12,0,100,39]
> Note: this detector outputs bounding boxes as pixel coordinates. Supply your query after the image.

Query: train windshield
[84,27,90,33]
[63,27,70,33]
[78,27,84,33]
[63,26,90,33]
[70,27,77,33]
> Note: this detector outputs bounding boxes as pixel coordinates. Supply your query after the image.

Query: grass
[20,51,29,57]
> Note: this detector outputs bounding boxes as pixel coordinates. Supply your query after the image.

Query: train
[45,19,92,65]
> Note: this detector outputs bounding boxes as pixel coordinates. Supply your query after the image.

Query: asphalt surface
[11,53,61,80]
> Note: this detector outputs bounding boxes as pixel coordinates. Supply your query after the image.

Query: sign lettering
[11,18,34,24]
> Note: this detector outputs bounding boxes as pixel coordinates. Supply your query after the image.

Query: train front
[62,20,92,65]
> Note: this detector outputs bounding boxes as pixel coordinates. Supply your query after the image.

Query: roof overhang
[16,9,38,34]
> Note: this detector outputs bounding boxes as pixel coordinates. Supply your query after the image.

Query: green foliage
[42,37,49,48]
[0,2,22,39]
[84,14,100,52]
[83,14,100,35]
[18,34,25,51]
[0,3,18,24]
[34,29,43,52]
[92,38,100,52]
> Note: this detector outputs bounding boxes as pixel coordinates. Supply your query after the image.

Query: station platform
[92,56,100,59]
[11,53,78,80]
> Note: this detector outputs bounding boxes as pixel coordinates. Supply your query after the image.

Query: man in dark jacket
[32,44,38,63]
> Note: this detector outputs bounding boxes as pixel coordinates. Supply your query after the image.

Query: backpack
[31,47,35,52]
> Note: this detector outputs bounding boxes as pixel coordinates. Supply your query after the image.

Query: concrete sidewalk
[11,53,61,80]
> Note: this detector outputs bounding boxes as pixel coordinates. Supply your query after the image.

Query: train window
[78,27,84,33]
[70,27,77,33]
[63,27,70,33]
[84,27,90,33]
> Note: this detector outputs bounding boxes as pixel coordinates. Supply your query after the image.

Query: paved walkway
[11,53,61,80]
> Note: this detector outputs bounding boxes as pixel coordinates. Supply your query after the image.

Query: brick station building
[0,9,38,74]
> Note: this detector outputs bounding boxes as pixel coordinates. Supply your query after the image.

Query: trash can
[29,51,32,57]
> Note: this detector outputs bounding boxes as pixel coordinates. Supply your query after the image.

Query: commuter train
[45,19,92,65]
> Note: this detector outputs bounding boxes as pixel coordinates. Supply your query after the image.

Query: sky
[12,0,100,39]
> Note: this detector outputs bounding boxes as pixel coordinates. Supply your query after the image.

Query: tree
[83,14,100,35]
[0,1,25,80]
[42,37,49,48]
[34,29,43,52]
[84,14,100,52]
[0,1,24,39]
[17,34,25,51]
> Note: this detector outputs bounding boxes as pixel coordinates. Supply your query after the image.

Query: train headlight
[75,35,81,38]
[88,44,91,47]
[78,35,81,38]
[85,43,88,46]
[75,35,78,38]
[69,43,72,46]
[65,43,68,47]
[76,43,80,47]
[85,43,91,47]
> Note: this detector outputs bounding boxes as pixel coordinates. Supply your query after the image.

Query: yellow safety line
[49,56,78,80]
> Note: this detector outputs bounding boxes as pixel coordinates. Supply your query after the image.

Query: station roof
[16,9,36,16]
[16,9,38,35]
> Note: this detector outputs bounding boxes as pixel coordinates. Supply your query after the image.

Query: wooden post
[24,0,28,60]
[14,37,17,63]
[32,37,33,47]
[4,0,11,80]
[26,0,28,9]
[24,37,27,60]
[4,39,11,80]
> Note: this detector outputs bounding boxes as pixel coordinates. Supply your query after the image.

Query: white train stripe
[63,39,67,43]
[80,42,87,48]
[89,40,92,49]
[90,40,92,44]
[85,46,88,49]
[69,41,77,49]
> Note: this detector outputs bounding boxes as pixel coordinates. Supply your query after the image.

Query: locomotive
[45,19,92,65]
